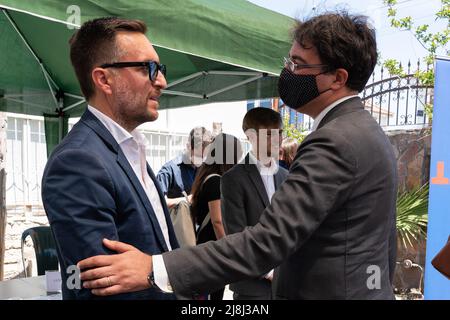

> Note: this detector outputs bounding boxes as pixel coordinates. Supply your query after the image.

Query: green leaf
[396,183,429,250]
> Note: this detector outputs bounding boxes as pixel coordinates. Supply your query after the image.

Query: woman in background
[190,133,243,300]
[279,137,299,170]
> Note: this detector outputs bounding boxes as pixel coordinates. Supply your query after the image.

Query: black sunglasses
[100,61,167,82]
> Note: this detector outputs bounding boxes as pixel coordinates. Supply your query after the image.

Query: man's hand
[78,239,152,296]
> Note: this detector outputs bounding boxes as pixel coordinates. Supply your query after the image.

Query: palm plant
[396,183,429,249]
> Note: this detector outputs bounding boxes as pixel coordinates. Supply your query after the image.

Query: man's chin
[149,112,159,121]
[146,105,159,121]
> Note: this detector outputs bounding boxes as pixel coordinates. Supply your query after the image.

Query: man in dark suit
[221,107,288,300]
[79,12,397,300]
[41,17,178,299]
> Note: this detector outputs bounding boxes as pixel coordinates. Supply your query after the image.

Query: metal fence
[4,114,250,207]
[4,114,193,206]
[361,60,433,128]
[5,115,47,206]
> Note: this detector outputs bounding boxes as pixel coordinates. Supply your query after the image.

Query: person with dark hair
[42,17,178,300]
[189,133,243,300]
[221,108,288,300]
[79,12,398,300]
[157,127,212,208]
[279,137,299,170]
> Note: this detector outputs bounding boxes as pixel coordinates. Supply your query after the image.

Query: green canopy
[0,0,294,154]
[0,0,294,114]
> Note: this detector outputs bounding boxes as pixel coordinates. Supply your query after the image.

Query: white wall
[140,101,249,139]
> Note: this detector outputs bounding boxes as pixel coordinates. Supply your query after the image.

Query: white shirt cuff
[264,269,274,280]
[153,254,173,293]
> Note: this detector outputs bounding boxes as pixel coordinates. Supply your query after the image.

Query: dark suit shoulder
[46,124,114,179]
[223,162,248,178]
[50,122,97,157]
[300,126,358,167]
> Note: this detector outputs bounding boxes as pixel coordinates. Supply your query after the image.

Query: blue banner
[424,56,450,300]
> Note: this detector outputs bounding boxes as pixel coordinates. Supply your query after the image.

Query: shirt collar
[311,95,359,132]
[88,105,147,147]
[249,152,278,175]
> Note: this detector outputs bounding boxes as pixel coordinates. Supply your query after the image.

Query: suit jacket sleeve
[156,163,172,196]
[163,128,358,299]
[220,172,247,235]
[42,149,119,299]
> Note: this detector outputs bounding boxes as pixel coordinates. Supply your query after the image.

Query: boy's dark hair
[69,17,147,99]
[293,12,377,92]
[242,107,282,133]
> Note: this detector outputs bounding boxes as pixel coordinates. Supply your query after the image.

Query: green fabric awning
[0,0,294,118]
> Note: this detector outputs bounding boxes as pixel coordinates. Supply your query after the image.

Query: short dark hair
[69,17,147,99]
[242,107,282,133]
[293,12,377,92]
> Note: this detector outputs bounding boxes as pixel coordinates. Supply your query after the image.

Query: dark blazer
[163,97,398,300]
[221,153,288,296]
[42,110,178,300]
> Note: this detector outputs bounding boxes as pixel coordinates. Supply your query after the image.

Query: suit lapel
[81,109,120,153]
[244,162,270,207]
[82,109,172,251]
[274,170,284,190]
[116,152,169,251]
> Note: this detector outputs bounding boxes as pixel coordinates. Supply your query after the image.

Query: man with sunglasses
[42,17,177,300]
[79,12,397,300]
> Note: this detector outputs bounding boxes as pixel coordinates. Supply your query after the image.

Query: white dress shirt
[249,152,277,279]
[88,105,172,251]
[249,152,277,203]
[310,95,359,132]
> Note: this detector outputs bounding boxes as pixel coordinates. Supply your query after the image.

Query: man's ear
[92,67,113,95]
[330,68,349,90]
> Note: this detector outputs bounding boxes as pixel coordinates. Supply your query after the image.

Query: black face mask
[278,68,330,110]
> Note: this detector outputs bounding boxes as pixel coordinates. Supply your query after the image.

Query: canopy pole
[165,70,264,90]
[207,71,262,76]
[63,99,86,112]
[164,72,271,99]
[1,96,50,109]
[166,72,204,88]
[2,8,59,107]
[207,73,266,98]
[163,90,205,99]
[41,65,59,108]
[3,93,53,98]
[44,111,68,158]
[62,93,85,112]
[64,93,85,100]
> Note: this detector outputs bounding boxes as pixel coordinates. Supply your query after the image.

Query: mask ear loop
[316,67,336,95]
